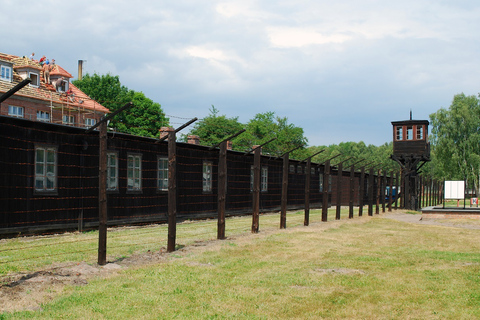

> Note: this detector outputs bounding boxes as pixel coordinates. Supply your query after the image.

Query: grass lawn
[2,209,480,319]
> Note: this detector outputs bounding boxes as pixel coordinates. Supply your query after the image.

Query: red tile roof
[0,52,109,114]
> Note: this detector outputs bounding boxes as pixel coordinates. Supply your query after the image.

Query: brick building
[0,52,108,127]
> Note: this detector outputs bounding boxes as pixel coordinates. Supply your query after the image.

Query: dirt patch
[313,268,366,275]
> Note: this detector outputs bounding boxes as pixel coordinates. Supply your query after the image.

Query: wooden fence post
[322,160,330,222]
[336,163,343,220]
[349,164,355,219]
[252,147,261,233]
[368,167,374,216]
[217,141,227,239]
[388,170,394,212]
[98,121,107,266]
[280,152,288,229]
[376,169,381,215]
[359,166,365,216]
[167,129,177,252]
[304,157,311,226]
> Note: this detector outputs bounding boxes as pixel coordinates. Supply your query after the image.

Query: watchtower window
[416,125,424,140]
[406,126,413,140]
[396,126,403,140]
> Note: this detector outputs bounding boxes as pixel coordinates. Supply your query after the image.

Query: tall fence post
[349,164,355,218]
[376,168,381,215]
[304,157,311,226]
[336,163,343,220]
[167,129,177,252]
[395,171,399,210]
[98,121,108,266]
[252,146,261,233]
[382,170,387,213]
[388,170,394,212]
[280,152,289,229]
[368,167,374,216]
[322,159,330,222]
[217,141,227,239]
[359,166,365,216]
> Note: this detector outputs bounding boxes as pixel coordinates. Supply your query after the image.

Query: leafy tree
[73,73,169,138]
[429,93,480,193]
[183,105,244,146]
[233,112,308,159]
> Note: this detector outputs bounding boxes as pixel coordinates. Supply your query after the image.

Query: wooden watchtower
[390,114,430,210]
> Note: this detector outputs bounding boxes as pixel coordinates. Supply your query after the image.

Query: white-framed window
[85,118,96,128]
[0,65,12,81]
[37,110,50,122]
[396,126,403,141]
[35,146,57,192]
[311,167,316,175]
[319,173,324,192]
[289,164,295,173]
[297,165,303,174]
[203,161,213,192]
[107,152,118,191]
[328,175,332,192]
[261,166,268,192]
[127,154,142,191]
[8,105,24,118]
[157,157,168,191]
[63,115,75,125]
[407,126,413,140]
[416,125,424,140]
[29,72,39,87]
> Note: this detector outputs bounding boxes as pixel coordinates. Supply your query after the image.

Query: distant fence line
[0,115,442,264]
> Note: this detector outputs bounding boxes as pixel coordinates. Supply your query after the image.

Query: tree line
[75,73,477,191]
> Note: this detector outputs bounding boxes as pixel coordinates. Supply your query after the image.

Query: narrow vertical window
[416,125,424,140]
[1,65,12,81]
[396,126,403,140]
[158,157,168,191]
[127,154,142,191]
[261,166,268,192]
[203,161,213,192]
[107,152,118,191]
[250,165,254,192]
[319,174,324,192]
[406,126,413,140]
[35,146,57,192]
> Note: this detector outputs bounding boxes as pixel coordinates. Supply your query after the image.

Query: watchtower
[390,114,430,210]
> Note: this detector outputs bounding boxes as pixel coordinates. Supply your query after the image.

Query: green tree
[184,106,244,146]
[234,112,308,159]
[73,73,169,138]
[430,93,480,193]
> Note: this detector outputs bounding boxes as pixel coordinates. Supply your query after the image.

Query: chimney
[78,60,84,81]
[159,126,174,140]
[187,135,200,145]
[253,145,262,155]
[227,141,233,150]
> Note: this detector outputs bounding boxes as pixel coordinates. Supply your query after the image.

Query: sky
[2,0,480,147]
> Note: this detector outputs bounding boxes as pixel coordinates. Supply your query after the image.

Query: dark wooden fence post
[349,164,355,218]
[322,159,330,222]
[167,129,177,252]
[388,170,394,212]
[381,171,386,213]
[280,152,289,229]
[252,147,261,233]
[359,166,365,216]
[418,175,423,209]
[376,169,381,215]
[368,167,374,216]
[217,141,227,239]
[304,157,311,226]
[336,162,343,220]
[98,122,107,266]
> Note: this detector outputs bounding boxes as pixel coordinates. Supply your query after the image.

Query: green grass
[3,207,480,318]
